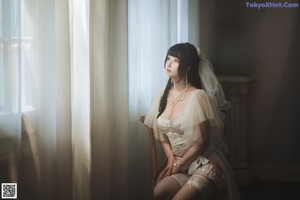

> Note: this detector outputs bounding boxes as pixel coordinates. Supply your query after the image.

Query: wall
[199,0,300,182]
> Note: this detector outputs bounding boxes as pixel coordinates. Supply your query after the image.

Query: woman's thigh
[153,176,182,200]
[173,174,215,200]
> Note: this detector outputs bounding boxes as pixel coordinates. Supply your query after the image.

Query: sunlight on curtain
[34,0,91,199]
[34,1,59,198]
[128,0,188,199]
[1,0,200,199]
[128,0,199,199]
[21,0,91,199]
[128,1,171,199]
[9,0,128,199]
[69,0,91,199]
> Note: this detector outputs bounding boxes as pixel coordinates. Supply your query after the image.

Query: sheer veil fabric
[197,47,231,118]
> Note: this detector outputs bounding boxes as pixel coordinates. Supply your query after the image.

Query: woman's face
[165,55,180,78]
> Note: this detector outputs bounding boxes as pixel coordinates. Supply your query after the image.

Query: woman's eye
[175,59,180,63]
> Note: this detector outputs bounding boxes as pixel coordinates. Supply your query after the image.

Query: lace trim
[187,176,213,198]
[188,156,209,175]
[170,174,189,187]
[194,164,225,189]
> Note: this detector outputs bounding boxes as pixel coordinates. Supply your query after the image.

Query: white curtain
[23,0,129,199]
[128,1,171,199]
[128,0,199,199]
[89,0,129,199]
[0,0,23,187]
[0,0,199,199]
[27,0,91,199]
[16,0,91,199]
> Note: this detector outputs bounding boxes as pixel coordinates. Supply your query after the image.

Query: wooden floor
[239,180,300,200]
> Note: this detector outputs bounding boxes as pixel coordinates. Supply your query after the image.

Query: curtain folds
[70,0,91,199]
[31,0,129,199]
[90,0,129,199]
[127,1,199,199]
[24,0,92,199]
[54,0,73,199]
[128,0,171,199]
[1,0,200,199]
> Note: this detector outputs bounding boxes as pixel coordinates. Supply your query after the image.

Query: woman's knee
[152,176,182,200]
[153,186,168,200]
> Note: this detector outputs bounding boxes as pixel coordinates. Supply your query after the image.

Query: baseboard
[252,164,300,182]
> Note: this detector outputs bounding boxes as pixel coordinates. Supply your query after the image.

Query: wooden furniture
[139,115,166,189]
[218,76,256,185]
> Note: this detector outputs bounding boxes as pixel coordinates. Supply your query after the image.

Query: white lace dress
[144,89,240,200]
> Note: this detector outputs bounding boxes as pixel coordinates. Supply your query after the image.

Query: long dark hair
[157,43,203,118]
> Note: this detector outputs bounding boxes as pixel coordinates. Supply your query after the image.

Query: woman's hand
[171,159,182,175]
[160,136,177,179]
[171,164,181,175]
[162,157,175,178]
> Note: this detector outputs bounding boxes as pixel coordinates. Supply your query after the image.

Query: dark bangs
[164,43,190,79]
[164,44,188,63]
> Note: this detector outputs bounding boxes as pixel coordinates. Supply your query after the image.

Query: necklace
[167,83,190,108]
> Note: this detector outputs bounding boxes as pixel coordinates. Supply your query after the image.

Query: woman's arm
[160,135,176,178]
[172,120,209,174]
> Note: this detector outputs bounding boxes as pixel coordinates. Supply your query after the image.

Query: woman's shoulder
[151,87,164,102]
[188,87,208,99]
[186,88,211,108]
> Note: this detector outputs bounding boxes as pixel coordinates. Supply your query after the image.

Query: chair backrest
[140,115,167,190]
[139,115,158,178]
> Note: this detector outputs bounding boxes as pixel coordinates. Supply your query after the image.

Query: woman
[144,43,240,200]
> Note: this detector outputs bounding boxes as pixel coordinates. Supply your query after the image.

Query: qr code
[1,183,17,199]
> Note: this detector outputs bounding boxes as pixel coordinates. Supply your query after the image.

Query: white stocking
[153,176,181,200]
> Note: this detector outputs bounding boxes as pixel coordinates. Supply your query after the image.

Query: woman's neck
[171,77,187,92]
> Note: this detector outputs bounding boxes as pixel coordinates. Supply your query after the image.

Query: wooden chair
[139,115,167,189]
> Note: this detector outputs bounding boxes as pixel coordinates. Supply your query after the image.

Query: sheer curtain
[27,0,91,199]
[128,0,199,199]
[23,0,129,199]
[1,0,199,199]
[90,0,129,199]
[18,0,90,199]
[0,0,22,185]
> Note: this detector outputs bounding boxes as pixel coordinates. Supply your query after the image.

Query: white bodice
[157,114,190,157]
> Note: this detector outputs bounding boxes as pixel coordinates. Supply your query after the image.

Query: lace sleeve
[181,90,223,145]
[181,90,227,152]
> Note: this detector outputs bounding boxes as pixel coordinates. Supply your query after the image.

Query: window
[0,0,35,114]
